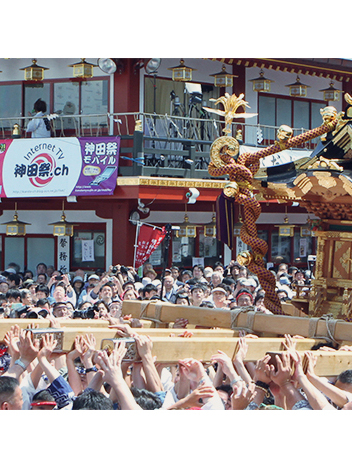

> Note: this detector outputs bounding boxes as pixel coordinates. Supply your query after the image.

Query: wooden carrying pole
[121,300,352,343]
[1,319,352,375]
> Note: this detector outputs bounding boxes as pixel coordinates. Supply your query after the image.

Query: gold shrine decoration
[207,91,339,316]
[203,92,257,135]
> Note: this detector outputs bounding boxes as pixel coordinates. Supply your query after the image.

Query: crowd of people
[0,259,350,411]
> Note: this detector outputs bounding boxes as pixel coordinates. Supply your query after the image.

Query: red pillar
[113,59,140,117]
[111,199,136,266]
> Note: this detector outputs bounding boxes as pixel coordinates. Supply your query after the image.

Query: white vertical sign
[57,236,70,273]
[82,239,95,262]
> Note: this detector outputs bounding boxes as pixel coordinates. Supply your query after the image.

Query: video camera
[13,304,48,319]
[72,305,98,319]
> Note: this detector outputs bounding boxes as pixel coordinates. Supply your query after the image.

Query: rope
[308,314,340,345]
[230,306,258,333]
[139,300,167,326]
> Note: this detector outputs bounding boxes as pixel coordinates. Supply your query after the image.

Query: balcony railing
[0,112,317,179]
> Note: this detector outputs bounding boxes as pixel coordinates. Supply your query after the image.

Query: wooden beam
[121,300,352,343]
[1,320,351,375]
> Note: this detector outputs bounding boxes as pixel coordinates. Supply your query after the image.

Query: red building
[0,58,351,275]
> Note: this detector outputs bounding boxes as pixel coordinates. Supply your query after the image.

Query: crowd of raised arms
[0,259,351,410]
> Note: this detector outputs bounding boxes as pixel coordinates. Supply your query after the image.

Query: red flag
[134,225,166,268]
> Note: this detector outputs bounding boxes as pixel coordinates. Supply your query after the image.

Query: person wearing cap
[52,301,71,318]
[144,269,158,282]
[204,266,214,283]
[242,277,258,295]
[87,274,100,286]
[276,273,293,299]
[75,274,99,305]
[236,289,254,307]
[72,276,84,306]
[211,286,229,309]
[190,284,206,307]
[22,278,35,289]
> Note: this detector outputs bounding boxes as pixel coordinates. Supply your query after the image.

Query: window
[171,234,195,267]
[293,231,312,265]
[81,80,109,129]
[72,225,106,270]
[3,236,55,274]
[24,83,51,116]
[199,231,222,266]
[0,84,22,130]
[144,76,220,116]
[0,77,109,136]
[259,94,326,146]
[54,81,80,129]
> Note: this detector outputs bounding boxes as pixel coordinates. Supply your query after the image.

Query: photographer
[47,272,77,306]
[88,272,122,304]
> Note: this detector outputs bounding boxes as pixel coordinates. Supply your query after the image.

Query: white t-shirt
[26,112,51,138]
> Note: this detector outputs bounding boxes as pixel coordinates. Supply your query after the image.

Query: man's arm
[290,351,335,410]
[269,352,306,410]
[96,343,142,410]
[3,329,39,380]
[134,334,164,393]
[304,351,347,408]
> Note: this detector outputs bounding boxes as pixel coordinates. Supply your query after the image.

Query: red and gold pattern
[208,118,337,315]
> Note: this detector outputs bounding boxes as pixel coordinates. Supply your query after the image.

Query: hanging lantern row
[1,201,75,237]
[12,59,344,102]
[18,58,99,82]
